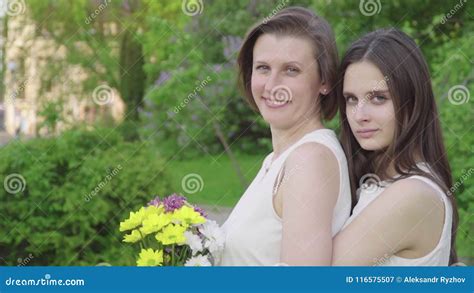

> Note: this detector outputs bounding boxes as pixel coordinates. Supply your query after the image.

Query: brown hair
[337,28,459,264]
[237,6,339,121]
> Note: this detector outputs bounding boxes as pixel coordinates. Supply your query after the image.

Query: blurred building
[1,9,125,137]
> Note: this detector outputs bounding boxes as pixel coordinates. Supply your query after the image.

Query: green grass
[163,153,265,207]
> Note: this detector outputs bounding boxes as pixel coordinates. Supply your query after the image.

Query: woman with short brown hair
[220,7,351,266]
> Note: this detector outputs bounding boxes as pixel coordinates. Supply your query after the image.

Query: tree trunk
[213,122,248,189]
[119,29,145,122]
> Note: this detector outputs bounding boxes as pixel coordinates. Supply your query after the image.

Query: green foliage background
[1,0,472,264]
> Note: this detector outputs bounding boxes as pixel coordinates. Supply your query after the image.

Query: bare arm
[332,179,444,265]
[279,143,340,265]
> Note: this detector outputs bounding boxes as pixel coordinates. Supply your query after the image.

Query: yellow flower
[136,248,163,266]
[120,206,164,232]
[123,229,143,243]
[171,206,206,227]
[119,207,146,232]
[145,205,164,217]
[155,224,187,245]
[140,213,172,235]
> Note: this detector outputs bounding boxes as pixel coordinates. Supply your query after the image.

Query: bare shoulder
[279,142,340,207]
[284,142,338,171]
[345,177,446,238]
[382,178,445,214]
[274,142,340,218]
[375,178,446,255]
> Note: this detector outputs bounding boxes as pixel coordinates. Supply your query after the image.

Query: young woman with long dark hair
[332,28,458,266]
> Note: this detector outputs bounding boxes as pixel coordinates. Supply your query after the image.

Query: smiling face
[343,61,396,151]
[250,34,327,130]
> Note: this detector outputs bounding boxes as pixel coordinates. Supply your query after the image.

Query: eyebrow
[372,90,390,95]
[254,60,303,66]
[343,89,390,97]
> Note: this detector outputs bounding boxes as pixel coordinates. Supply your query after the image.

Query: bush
[439,98,474,263]
[0,126,171,265]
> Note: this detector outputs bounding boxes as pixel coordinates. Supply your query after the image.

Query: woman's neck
[270,117,325,161]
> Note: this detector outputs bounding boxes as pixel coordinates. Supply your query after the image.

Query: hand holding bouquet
[119,193,225,266]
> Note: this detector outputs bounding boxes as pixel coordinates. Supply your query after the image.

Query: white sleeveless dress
[219,128,352,266]
[341,164,453,266]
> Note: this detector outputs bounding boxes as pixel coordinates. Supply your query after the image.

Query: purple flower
[193,206,208,218]
[147,196,162,207]
[162,193,187,212]
[148,194,208,218]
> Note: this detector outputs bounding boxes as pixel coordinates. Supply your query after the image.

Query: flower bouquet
[119,193,225,266]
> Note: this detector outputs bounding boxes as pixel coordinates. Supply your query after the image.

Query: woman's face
[343,61,396,151]
[251,34,327,130]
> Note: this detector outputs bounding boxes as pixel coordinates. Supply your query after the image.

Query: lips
[356,129,379,138]
[262,96,290,109]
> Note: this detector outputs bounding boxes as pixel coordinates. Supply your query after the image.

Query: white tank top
[341,165,453,266]
[219,129,352,266]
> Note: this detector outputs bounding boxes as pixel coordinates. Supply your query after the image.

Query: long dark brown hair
[337,28,459,264]
[237,6,339,121]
